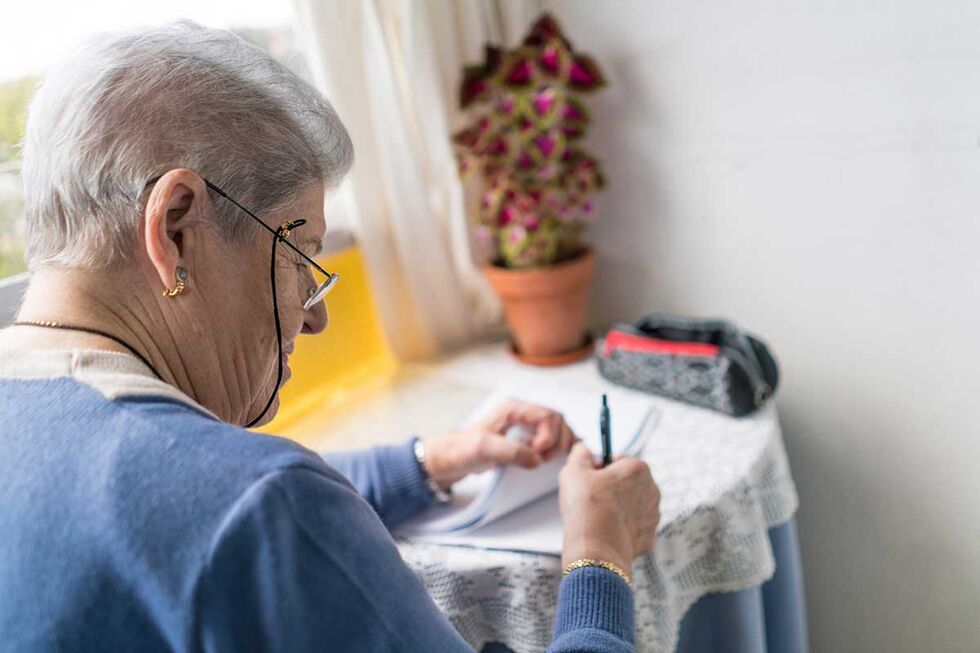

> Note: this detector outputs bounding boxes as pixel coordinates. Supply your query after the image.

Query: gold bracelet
[562,558,631,586]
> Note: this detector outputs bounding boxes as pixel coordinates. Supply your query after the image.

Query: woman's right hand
[558,443,661,573]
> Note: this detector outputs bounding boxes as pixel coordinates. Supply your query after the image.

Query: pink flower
[569,62,593,85]
[563,102,584,122]
[524,213,540,231]
[532,88,556,116]
[507,225,528,245]
[568,55,605,89]
[540,46,560,74]
[486,137,509,156]
[535,133,558,157]
[504,58,533,86]
[461,78,488,107]
[536,163,558,182]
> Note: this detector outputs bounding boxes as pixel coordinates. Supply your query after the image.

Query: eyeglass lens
[303,273,340,311]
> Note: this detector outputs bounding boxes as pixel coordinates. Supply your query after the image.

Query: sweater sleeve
[196,465,635,653]
[320,438,433,528]
[196,466,473,652]
[549,568,635,652]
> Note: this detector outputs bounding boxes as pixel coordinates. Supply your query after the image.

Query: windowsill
[275,341,507,451]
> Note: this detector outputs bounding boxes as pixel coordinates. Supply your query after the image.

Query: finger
[542,419,577,462]
[607,456,650,479]
[567,442,597,469]
[607,454,635,470]
[560,422,578,452]
[503,403,568,455]
[479,432,542,469]
[531,412,563,456]
[486,400,558,432]
[482,401,574,460]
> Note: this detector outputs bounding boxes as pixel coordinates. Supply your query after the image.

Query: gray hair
[21,20,353,269]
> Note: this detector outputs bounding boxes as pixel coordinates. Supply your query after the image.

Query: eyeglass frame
[143,175,340,311]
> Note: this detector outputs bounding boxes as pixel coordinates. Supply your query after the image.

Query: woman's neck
[6,268,268,424]
[2,266,248,424]
[10,267,170,368]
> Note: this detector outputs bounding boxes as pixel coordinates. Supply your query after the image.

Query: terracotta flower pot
[483,248,596,366]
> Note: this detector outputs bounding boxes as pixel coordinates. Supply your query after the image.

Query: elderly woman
[0,22,659,652]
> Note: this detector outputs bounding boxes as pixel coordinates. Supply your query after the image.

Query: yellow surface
[255,245,397,440]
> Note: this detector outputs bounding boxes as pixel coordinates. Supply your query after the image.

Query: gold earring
[162,266,188,297]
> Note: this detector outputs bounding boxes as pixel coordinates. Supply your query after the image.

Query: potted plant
[454,13,607,365]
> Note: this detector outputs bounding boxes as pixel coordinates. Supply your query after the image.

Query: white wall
[544,1,980,651]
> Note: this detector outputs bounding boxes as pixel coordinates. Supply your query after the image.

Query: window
[0,77,32,278]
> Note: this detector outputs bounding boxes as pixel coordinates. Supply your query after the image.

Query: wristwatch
[413,438,453,504]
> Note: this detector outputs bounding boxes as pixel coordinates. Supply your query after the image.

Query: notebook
[396,382,658,555]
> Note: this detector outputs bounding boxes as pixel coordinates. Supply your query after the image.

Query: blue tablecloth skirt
[484,518,807,653]
[675,518,807,653]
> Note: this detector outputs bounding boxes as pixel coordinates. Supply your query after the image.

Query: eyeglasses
[204,180,339,311]
[144,176,339,311]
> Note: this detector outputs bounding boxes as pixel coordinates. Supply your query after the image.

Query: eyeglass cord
[244,222,291,428]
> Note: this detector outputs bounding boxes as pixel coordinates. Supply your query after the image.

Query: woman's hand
[559,443,661,573]
[419,399,578,489]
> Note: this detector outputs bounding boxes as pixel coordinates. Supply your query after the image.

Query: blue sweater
[0,355,634,652]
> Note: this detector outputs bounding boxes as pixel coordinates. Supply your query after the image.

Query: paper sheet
[397,383,658,553]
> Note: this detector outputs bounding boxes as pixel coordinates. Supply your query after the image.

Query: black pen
[600,394,612,467]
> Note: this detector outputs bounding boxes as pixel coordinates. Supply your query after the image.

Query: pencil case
[595,314,779,416]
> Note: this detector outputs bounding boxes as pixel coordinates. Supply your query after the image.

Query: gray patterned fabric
[597,340,735,414]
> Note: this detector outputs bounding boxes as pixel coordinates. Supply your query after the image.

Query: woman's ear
[143,169,209,293]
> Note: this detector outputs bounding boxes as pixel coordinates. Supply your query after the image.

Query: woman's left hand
[419,399,578,490]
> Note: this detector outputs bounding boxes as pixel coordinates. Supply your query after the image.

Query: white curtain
[291,0,542,359]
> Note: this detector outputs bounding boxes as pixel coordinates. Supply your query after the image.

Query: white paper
[397,383,658,553]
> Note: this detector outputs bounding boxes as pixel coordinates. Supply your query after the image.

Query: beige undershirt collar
[0,347,221,422]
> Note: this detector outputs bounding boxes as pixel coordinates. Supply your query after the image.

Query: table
[289,342,807,652]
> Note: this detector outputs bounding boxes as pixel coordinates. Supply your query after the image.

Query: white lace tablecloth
[300,342,798,653]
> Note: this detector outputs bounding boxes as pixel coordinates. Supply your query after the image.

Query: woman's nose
[303,298,329,335]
